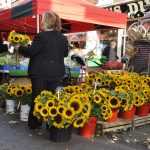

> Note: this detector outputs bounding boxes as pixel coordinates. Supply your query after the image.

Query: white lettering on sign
[114,5,121,12]
[127,3,139,16]
[108,0,150,19]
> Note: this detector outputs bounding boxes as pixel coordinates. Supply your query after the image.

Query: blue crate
[0,65,10,70]
[10,65,27,71]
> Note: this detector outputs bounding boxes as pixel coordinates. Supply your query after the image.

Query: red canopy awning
[0,0,127,34]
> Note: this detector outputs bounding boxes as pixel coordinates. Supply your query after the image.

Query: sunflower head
[53,113,64,128]
[108,96,120,109]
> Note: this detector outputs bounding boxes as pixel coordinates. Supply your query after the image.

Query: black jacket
[102,46,118,60]
[19,30,68,78]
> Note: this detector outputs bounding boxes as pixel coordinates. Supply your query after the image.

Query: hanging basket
[136,102,149,117]
[5,100,15,114]
[79,117,97,139]
[49,126,73,142]
[119,106,136,120]
[20,105,30,121]
[105,109,119,123]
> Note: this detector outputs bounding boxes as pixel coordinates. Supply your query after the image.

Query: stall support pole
[148,53,150,76]
[123,28,127,55]
[36,14,40,33]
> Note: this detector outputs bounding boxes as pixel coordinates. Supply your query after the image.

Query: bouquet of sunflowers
[8,30,30,66]
[0,83,32,106]
[33,86,92,129]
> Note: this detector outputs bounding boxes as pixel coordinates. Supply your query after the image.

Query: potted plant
[33,87,91,142]
[0,83,17,114]
[11,84,32,121]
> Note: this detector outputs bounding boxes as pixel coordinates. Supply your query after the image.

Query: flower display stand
[97,118,133,135]
[97,113,150,135]
[132,114,150,130]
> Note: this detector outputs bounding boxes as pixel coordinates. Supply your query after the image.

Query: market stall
[0,0,127,81]
[0,1,150,142]
[0,0,127,34]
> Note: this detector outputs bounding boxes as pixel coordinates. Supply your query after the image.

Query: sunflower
[73,116,85,128]
[15,88,24,97]
[108,96,120,109]
[95,77,102,83]
[13,35,20,43]
[35,102,43,112]
[101,104,108,112]
[10,88,16,95]
[68,99,82,114]
[8,35,14,42]
[26,87,32,94]
[133,100,141,107]
[140,98,145,106]
[57,106,65,114]
[82,102,91,116]
[19,84,26,90]
[93,94,102,104]
[120,98,129,107]
[7,88,12,95]
[49,106,58,117]
[40,107,49,117]
[19,34,24,42]
[143,90,149,96]
[53,113,64,128]
[63,107,75,119]
[46,100,55,108]
[133,93,140,101]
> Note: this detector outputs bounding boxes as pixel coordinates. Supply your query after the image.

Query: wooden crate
[133,114,150,129]
[97,113,150,135]
[97,118,133,135]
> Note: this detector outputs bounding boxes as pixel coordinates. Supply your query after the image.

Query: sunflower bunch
[101,104,113,120]
[0,83,11,99]
[8,30,30,46]
[7,83,32,106]
[8,30,30,66]
[33,90,92,129]
[132,91,146,107]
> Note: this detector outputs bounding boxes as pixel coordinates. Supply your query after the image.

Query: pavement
[0,108,150,150]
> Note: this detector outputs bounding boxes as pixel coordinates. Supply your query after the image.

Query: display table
[0,70,9,83]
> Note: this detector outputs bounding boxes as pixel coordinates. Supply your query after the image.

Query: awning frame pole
[36,14,40,33]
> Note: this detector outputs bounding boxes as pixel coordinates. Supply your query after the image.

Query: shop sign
[0,0,11,10]
[107,0,150,19]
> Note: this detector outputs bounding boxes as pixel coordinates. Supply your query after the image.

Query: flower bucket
[136,102,149,117]
[119,106,136,120]
[49,126,73,142]
[79,117,97,139]
[20,105,30,121]
[5,100,15,114]
[105,109,119,123]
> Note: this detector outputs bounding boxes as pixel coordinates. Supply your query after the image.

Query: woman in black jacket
[15,12,69,129]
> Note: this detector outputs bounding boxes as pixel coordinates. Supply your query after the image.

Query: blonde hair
[42,12,61,32]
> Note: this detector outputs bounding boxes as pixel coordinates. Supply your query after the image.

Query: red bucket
[79,117,97,139]
[137,102,150,117]
[105,109,119,123]
[119,106,136,120]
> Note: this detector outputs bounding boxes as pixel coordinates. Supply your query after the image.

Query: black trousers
[28,77,61,129]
